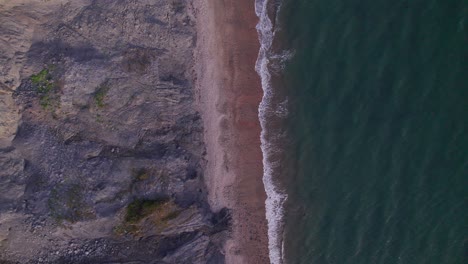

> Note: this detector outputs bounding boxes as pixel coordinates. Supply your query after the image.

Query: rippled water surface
[275,1,468,263]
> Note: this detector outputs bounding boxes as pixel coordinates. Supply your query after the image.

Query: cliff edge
[0,1,228,263]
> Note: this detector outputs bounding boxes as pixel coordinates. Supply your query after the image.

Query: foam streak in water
[254,0,287,263]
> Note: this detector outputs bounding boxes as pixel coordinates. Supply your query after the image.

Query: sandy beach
[194,0,269,263]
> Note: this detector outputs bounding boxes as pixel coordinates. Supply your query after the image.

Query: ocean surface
[256,0,467,263]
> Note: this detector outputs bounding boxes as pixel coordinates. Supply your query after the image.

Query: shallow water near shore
[262,0,468,263]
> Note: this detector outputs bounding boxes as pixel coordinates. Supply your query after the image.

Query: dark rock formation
[0,1,227,263]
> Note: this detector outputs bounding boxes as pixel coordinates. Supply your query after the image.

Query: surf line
[255,0,287,263]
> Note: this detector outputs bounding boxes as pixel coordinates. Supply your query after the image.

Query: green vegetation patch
[114,199,182,237]
[125,198,168,223]
[31,69,50,87]
[30,68,58,109]
[94,85,109,108]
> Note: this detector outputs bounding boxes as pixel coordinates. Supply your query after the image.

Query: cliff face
[0,0,228,263]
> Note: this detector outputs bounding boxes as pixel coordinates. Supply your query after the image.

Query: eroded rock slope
[0,1,228,263]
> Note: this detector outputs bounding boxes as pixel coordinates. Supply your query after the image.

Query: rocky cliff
[0,0,228,263]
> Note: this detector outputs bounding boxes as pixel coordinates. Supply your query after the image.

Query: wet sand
[194,0,269,263]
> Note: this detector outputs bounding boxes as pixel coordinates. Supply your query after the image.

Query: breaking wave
[255,0,288,263]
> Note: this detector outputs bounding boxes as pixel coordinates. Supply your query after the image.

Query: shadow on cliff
[27,40,105,63]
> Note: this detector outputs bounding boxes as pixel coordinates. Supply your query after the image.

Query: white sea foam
[275,99,289,118]
[270,50,295,73]
[255,0,288,263]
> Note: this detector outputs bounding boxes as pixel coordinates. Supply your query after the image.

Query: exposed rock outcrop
[0,1,228,263]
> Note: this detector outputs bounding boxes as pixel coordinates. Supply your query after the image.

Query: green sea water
[277,0,468,263]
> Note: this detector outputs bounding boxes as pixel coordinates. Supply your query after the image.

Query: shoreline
[255,1,288,263]
[193,0,270,263]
